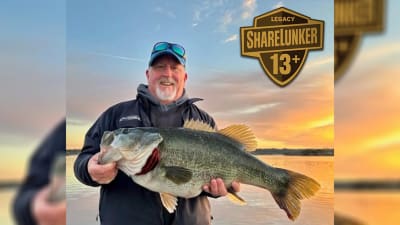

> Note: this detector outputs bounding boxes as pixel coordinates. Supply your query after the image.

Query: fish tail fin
[271,170,320,221]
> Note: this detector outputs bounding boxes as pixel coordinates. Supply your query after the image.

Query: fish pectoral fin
[164,166,193,184]
[227,187,247,205]
[160,193,178,213]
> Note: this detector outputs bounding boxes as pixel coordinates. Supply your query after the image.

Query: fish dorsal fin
[160,193,178,213]
[218,125,257,151]
[183,119,216,132]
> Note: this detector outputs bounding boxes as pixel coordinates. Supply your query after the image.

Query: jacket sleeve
[12,119,66,225]
[73,109,113,187]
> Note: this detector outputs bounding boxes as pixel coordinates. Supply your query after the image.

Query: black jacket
[13,119,66,225]
[74,85,216,225]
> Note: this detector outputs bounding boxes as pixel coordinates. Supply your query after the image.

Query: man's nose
[162,66,173,76]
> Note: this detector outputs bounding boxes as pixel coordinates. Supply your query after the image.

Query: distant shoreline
[66,149,81,155]
[0,181,20,189]
[335,180,400,191]
[4,179,400,191]
[67,148,334,156]
[252,148,333,156]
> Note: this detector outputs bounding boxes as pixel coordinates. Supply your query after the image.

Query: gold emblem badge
[240,7,324,87]
[335,0,385,81]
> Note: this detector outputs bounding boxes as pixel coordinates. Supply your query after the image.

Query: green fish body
[98,120,320,221]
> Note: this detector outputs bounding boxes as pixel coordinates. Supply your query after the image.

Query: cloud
[189,69,333,148]
[89,52,145,63]
[304,55,334,69]
[242,0,257,19]
[272,1,284,9]
[193,9,201,22]
[223,34,238,43]
[219,10,234,32]
[194,0,245,31]
[191,0,255,32]
[192,0,225,25]
[213,102,280,117]
[353,42,400,72]
[154,7,176,19]
[335,40,400,160]
[335,64,400,157]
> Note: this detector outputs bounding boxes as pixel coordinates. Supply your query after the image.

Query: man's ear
[184,73,188,82]
[146,69,150,80]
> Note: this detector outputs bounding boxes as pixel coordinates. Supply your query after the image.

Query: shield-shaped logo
[240,7,324,87]
[335,0,385,82]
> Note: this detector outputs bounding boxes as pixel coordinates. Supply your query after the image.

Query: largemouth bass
[98,120,320,221]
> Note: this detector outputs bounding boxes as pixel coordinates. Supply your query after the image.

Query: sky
[0,0,65,180]
[1,0,398,182]
[1,2,399,225]
[66,0,334,150]
[335,0,400,179]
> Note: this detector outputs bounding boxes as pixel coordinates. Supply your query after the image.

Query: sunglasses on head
[152,42,186,58]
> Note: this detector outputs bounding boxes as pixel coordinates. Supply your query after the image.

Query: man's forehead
[152,54,182,65]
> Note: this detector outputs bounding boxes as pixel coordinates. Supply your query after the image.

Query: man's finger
[102,161,117,170]
[216,178,227,195]
[202,184,210,192]
[231,181,241,192]
[210,179,218,195]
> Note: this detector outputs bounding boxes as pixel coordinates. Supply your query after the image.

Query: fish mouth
[98,146,121,165]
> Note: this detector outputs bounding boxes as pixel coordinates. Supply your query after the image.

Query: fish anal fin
[164,166,193,184]
[160,193,178,213]
[218,125,257,151]
[271,169,321,221]
[183,119,216,132]
[227,187,247,206]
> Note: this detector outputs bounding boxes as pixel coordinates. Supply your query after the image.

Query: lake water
[67,155,334,225]
[335,191,400,225]
[0,189,15,225]
[2,155,398,225]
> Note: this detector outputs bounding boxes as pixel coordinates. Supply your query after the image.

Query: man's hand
[202,178,241,197]
[87,152,118,184]
[32,186,66,225]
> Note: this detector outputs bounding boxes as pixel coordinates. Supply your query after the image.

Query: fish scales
[133,127,290,200]
[98,120,321,221]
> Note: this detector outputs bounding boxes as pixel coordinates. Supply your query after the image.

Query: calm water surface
[2,156,397,225]
[0,189,15,225]
[67,155,333,225]
[335,192,400,225]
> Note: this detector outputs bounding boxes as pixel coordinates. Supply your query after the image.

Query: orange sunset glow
[335,42,400,179]
[67,57,334,150]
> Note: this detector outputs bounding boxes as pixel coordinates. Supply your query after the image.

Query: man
[74,42,240,225]
[13,119,66,225]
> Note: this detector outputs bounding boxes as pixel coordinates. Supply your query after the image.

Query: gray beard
[155,86,176,102]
